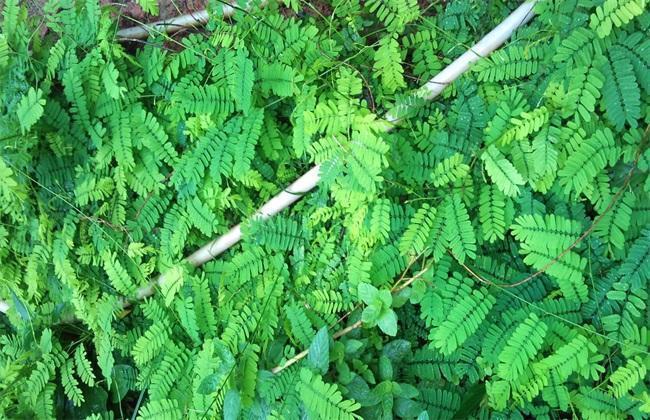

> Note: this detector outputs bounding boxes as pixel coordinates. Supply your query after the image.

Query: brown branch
[270,266,431,374]
[271,126,649,375]
[458,124,650,289]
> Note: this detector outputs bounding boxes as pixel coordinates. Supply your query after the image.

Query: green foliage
[593,190,635,250]
[16,87,45,134]
[473,45,544,82]
[245,215,306,251]
[481,145,525,197]
[308,327,330,374]
[558,128,619,196]
[61,358,84,407]
[602,47,642,130]
[359,283,398,336]
[609,356,647,398]
[496,313,547,382]
[399,203,436,257]
[227,47,255,114]
[137,399,182,419]
[135,0,158,15]
[366,0,420,33]
[374,34,406,94]
[74,345,96,386]
[298,368,361,419]
[431,153,469,187]
[479,184,513,243]
[511,214,582,250]
[429,286,495,354]
[442,194,477,263]
[1,0,649,418]
[565,51,605,122]
[589,0,646,38]
[258,62,297,97]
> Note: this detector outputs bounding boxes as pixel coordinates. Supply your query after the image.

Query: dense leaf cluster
[1,0,649,418]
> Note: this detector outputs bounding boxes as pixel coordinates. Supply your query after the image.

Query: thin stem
[458,124,649,289]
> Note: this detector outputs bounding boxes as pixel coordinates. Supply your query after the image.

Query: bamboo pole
[175,0,537,272]
[0,1,537,314]
[137,165,322,299]
[116,10,211,40]
[115,0,270,40]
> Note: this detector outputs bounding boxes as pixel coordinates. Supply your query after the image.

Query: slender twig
[458,124,650,289]
[270,126,649,375]
[270,266,431,374]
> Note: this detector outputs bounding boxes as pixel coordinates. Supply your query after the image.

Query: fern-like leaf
[558,128,618,196]
[553,27,595,63]
[399,204,436,257]
[430,287,495,355]
[443,195,477,263]
[227,47,255,114]
[61,358,83,406]
[160,265,185,307]
[601,47,641,130]
[565,52,605,122]
[602,281,647,342]
[473,45,543,82]
[511,214,582,251]
[298,368,361,419]
[137,399,182,420]
[233,108,264,176]
[608,356,646,398]
[538,334,595,380]
[366,0,419,33]
[497,313,547,382]
[238,344,260,407]
[132,319,172,366]
[186,196,216,237]
[0,34,9,69]
[479,184,513,243]
[481,145,525,197]
[74,345,95,387]
[286,303,315,347]
[588,0,646,39]
[619,229,650,288]
[368,198,391,245]
[519,243,588,302]
[102,250,136,297]
[593,191,635,251]
[16,87,45,134]
[246,215,306,251]
[373,35,406,94]
[259,62,297,97]
[431,153,469,187]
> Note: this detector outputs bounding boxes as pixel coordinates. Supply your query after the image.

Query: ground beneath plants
[25,0,208,29]
[108,0,209,27]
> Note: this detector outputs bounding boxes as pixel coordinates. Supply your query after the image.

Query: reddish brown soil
[23,0,208,29]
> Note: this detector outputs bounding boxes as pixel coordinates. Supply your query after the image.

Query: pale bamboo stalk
[421,2,536,99]
[116,0,268,40]
[180,0,538,272]
[384,0,536,121]
[116,10,211,40]
[137,1,539,302]
[0,1,537,315]
[139,165,322,299]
